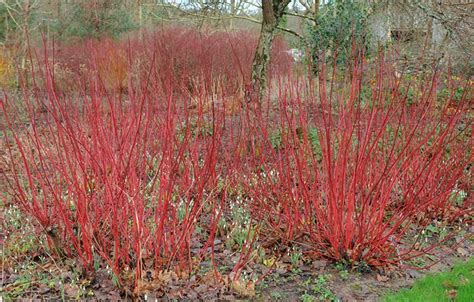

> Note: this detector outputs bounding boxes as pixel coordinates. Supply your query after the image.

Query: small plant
[339,269,349,281]
[271,291,285,300]
[301,275,338,301]
[291,248,302,264]
[334,263,350,280]
[450,188,468,207]
[301,292,317,302]
[313,275,338,301]
[2,204,40,257]
[226,225,256,251]
[421,223,450,242]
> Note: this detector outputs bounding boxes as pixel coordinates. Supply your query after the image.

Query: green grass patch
[384,258,474,302]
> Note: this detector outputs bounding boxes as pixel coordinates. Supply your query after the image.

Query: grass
[384,258,474,302]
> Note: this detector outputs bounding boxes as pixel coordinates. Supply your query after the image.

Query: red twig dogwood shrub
[48,27,291,95]
[241,52,472,267]
[2,26,471,295]
[0,46,234,288]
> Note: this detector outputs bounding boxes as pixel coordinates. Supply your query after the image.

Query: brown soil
[1,224,472,301]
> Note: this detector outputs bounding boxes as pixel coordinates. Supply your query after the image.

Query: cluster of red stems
[1,27,472,288]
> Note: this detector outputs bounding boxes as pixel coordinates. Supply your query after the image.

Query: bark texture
[250,0,291,100]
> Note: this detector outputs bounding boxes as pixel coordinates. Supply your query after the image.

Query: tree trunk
[250,0,290,100]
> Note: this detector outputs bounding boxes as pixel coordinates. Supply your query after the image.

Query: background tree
[305,0,371,74]
[250,0,290,99]
[1,0,39,46]
[50,0,137,41]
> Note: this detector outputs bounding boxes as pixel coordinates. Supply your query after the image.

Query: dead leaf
[376,274,390,282]
[311,260,328,269]
[38,284,51,295]
[231,279,255,297]
[134,279,163,295]
[200,270,223,286]
[185,286,199,300]
[456,247,468,256]
[263,256,276,267]
[168,284,186,298]
[445,289,457,300]
[157,270,178,283]
[62,283,79,297]
[194,284,209,294]
[386,264,397,272]
[414,242,421,250]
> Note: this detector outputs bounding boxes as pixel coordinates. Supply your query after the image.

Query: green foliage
[0,3,12,41]
[269,128,284,149]
[301,292,317,302]
[271,291,286,300]
[301,275,338,301]
[290,248,302,267]
[0,0,38,43]
[306,0,371,68]
[2,204,39,256]
[269,126,322,161]
[334,262,350,280]
[450,189,468,207]
[141,4,165,20]
[384,258,474,302]
[438,86,466,103]
[278,7,289,29]
[225,204,255,250]
[51,2,137,40]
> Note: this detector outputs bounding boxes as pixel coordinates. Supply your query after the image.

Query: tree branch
[276,26,304,40]
[284,10,317,22]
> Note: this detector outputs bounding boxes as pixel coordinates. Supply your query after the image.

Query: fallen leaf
[231,279,255,297]
[134,279,162,295]
[263,256,276,267]
[38,284,51,295]
[445,289,457,300]
[194,284,209,294]
[186,290,198,300]
[456,247,468,256]
[157,270,178,283]
[311,260,328,270]
[376,274,389,282]
[200,270,222,286]
[62,284,79,297]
